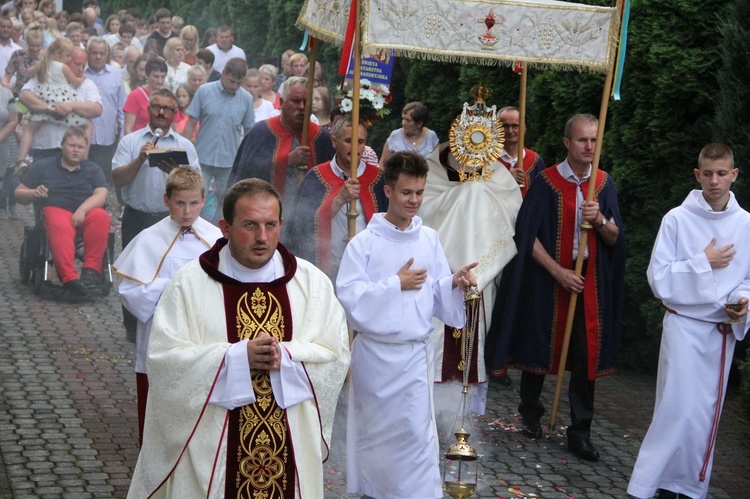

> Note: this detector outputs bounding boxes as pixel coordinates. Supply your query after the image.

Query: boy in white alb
[628,144,750,499]
[113,167,222,443]
[336,151,478,499]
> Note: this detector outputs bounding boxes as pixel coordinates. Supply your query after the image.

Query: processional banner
[297,0,620,72]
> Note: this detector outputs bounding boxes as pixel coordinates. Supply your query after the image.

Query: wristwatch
[598,214,608,228]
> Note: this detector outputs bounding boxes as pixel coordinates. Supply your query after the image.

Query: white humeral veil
[420,144,522,386]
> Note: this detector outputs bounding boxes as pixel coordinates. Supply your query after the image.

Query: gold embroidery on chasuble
[231,287,293,499]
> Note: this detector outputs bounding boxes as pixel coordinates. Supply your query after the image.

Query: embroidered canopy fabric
[297,0,619,72]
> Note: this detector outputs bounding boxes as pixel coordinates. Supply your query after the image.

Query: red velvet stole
[200,240,298,499]
[498,148,541,197]
[267,117,321,196]
[313,162,380,275]
[544,166,607,378]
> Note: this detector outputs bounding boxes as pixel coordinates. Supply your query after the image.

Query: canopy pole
[517,64,528,188]
[344,0,364,384]
[301,37,317,145]
[347,0,362,239]
[299,37,318,182]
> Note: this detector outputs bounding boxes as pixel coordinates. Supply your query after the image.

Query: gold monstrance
[448,82,504,183]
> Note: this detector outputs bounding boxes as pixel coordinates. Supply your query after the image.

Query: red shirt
[123,86,151,132]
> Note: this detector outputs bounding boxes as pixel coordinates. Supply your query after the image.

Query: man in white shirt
[0,15,20,76]
[207,25,245,73]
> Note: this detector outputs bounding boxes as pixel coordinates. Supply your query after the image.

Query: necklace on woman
[405,130,420,146]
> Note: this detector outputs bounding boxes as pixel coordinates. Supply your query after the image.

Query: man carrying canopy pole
[485,113,625,461]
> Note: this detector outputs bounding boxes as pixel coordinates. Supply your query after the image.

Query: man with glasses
[112,88,199,340]
[497,106,545,197]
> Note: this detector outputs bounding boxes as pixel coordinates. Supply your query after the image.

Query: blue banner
[346,51,395,85]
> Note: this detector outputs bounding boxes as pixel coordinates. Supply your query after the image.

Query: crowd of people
[0,2,748,499]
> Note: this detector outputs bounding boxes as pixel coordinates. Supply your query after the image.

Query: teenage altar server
[337,150,477,498]
[113,167,222,443]
[628,143,750,499]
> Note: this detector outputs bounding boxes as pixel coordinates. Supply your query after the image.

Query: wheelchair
[18,206,116,297]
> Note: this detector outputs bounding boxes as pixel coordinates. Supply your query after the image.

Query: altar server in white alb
[113,167,222,444]
[337,150,478,499]
[127,179,350,498]
[628,143,750,499]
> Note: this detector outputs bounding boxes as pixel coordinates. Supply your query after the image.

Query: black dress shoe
[521,420,544,439]
[567,437,600,461]
[657,490,678,499]
[493,374,512,386]
[657,490,692,499]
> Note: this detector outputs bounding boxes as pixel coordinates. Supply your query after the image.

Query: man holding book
[112,88,199,340]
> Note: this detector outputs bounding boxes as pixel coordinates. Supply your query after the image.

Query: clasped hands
[246,332,281,371]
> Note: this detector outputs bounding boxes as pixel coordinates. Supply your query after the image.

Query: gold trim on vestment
[234,288,290,498]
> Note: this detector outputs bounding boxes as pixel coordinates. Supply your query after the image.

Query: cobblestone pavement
[1,210,748,498]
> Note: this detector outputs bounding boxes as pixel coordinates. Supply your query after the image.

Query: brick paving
[1,208,749,498]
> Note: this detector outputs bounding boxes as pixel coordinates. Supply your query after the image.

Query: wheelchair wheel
[19,236,31,284]
[31,268,43,294]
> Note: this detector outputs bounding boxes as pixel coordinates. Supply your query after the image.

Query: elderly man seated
[15,127,110,301]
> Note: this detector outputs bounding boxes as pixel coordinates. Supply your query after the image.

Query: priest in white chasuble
[420,97,522,414]
[127,179,350,499]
